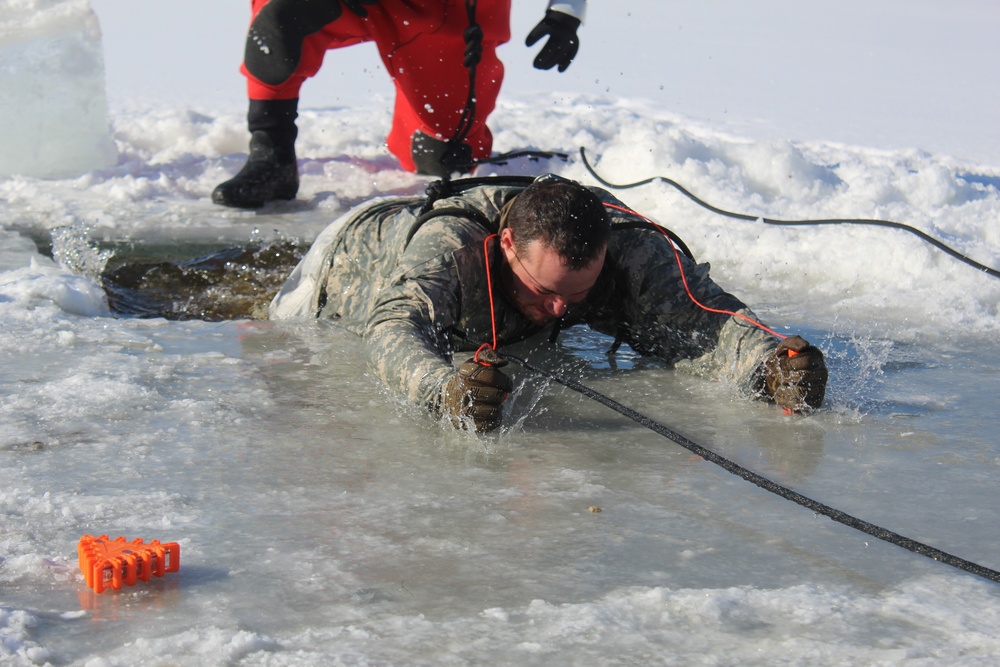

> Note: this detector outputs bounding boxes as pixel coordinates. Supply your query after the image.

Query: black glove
[440,348,514,432]
[525,10,580,72]
[762,336,828,412]
[336,0,377,19]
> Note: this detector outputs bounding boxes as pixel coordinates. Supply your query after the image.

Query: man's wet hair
[507,178,611,270]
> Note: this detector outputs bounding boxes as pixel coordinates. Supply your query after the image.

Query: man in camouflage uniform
[269,175,828,431]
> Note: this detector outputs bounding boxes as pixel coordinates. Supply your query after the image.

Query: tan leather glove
[762,336,828,412]
[440,348,513,432]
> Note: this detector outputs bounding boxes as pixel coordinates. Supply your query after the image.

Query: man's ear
[499,227,515,253]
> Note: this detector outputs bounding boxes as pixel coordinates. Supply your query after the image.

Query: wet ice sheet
[2,307,1000,664]
[3,0,1000,661]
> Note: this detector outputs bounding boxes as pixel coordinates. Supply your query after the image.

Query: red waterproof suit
[242,0,511,171]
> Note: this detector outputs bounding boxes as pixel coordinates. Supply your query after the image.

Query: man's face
[499,228,605,325]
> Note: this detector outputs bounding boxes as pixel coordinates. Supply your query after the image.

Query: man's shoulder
[406,182,522,246]
[407,215,492,257]
[437,183,521,221]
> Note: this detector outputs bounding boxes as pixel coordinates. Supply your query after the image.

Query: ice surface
[1,1,1000,665]
[0,0,117,178]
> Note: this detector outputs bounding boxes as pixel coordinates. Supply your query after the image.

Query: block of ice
[0,0,117,178]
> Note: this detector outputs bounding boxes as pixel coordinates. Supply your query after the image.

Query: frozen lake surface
[2,1,1000,664]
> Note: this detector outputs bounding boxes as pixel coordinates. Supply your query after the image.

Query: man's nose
[546,296,569,317]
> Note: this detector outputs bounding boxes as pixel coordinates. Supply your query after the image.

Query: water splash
[50,224,113,278]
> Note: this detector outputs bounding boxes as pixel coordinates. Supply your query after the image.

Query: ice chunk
[0,257,110,316]
[0,0,117,178]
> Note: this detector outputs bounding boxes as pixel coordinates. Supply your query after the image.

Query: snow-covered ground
[2,1,1000,665]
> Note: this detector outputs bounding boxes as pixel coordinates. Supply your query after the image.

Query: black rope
[454,0,480,149]
[473,149,569,166]
[434,0,482,173]
[437,2,570,175]
[502,351,1000,585]
[579,147,1000,280]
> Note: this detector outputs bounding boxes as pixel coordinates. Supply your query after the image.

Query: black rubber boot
[212,99,300,209]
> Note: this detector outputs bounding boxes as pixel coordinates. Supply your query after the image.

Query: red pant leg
[240,0,511,171]
[377,1,510,170]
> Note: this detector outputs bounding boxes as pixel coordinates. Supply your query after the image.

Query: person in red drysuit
[213,0,586,209]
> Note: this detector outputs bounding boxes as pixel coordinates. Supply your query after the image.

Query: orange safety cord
[474,233,501,364]
[602,203,788,341]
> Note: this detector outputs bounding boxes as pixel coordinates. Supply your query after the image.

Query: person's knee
[244,0,340,86]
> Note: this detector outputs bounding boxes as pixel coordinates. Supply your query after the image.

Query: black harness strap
[404,206,497,250]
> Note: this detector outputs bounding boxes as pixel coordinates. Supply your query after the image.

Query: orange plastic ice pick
[78,535,180,593]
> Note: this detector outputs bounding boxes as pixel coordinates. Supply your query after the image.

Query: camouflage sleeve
[362,218,477,416]
[613,227,779,392]
[363,261,459,415]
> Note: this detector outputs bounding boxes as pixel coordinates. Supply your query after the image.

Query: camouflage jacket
[269,178,779,414]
